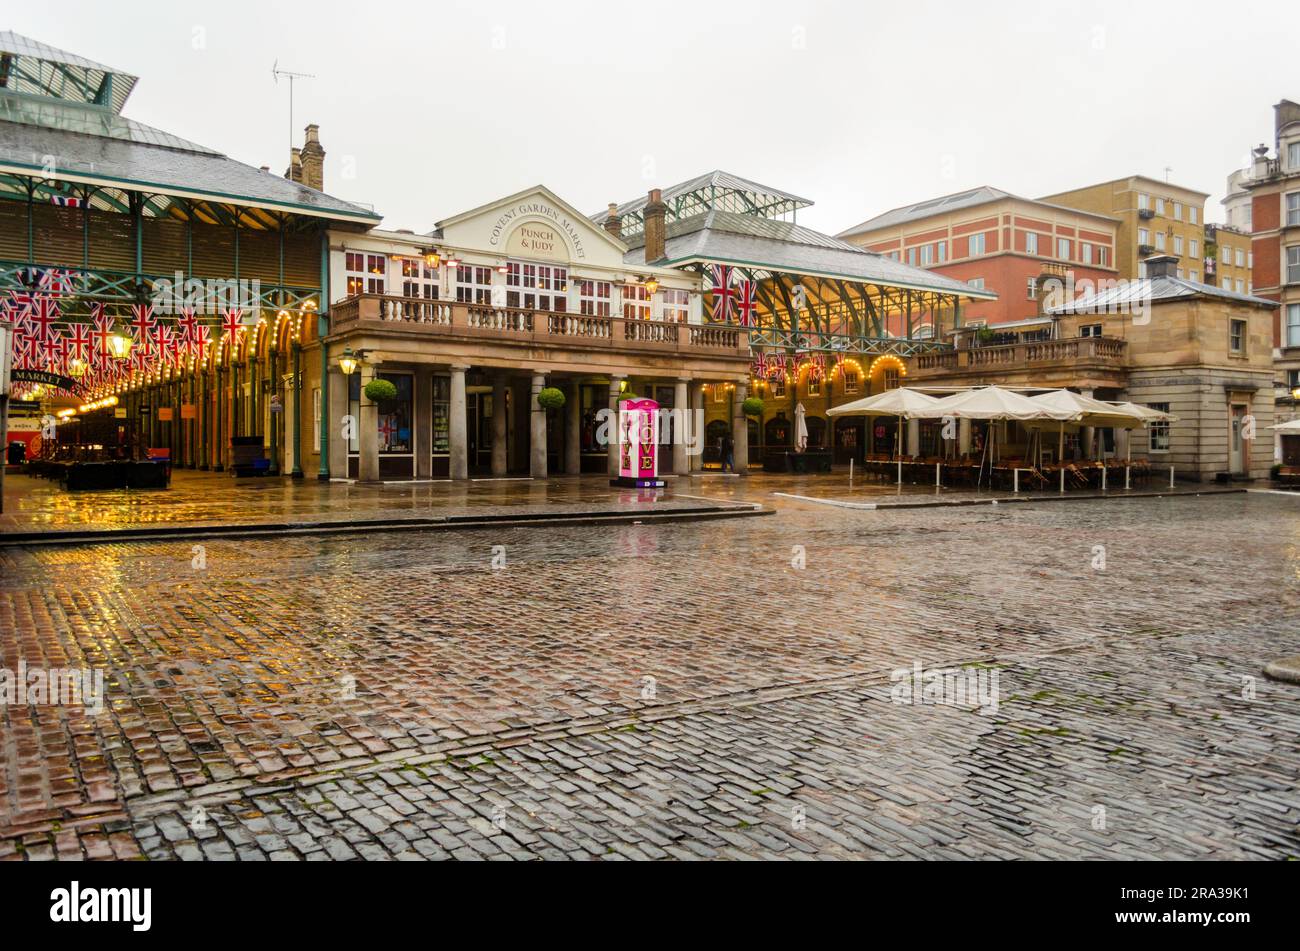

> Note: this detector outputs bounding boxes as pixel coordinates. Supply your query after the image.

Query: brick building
[836,186,1119,329]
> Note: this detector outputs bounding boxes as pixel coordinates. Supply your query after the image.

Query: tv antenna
[272,61,316,154]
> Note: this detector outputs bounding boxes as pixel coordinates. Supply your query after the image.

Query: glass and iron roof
[0,31,380,227]
[595,170,813,238]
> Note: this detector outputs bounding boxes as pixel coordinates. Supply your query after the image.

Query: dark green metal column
[317,229,331,480]
[291,342,303,478]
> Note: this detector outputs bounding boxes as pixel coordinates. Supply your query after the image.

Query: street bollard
[1125,465,1131,490]
[1169,465,1175,488]
[849,458,854,487]
[935,462,941,487]
[1101,466,1107,491]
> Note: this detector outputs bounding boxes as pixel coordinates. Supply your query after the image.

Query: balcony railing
[913,336,1127,374]
[330,294,750,358]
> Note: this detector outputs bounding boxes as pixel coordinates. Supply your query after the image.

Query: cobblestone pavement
[1,490,1298,859]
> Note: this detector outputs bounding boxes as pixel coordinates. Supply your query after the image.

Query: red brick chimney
[603,202,622,238]
[300,123,325,192]
[643,188,666,262]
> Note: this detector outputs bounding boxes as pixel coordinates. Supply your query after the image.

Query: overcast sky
[12,0,1300,234]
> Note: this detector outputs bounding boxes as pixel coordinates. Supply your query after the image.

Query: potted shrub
[537,386,566,411]
[742,396,764,418]
[363,377,399,415]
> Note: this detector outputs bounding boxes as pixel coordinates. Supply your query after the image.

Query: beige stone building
[1042,176,1220,284]
[908,256,1276,481]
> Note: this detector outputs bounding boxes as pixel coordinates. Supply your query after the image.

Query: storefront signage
[180,403,197,420]
[158,407,174,422]
[489,200,587,261]
[10,368,77,392]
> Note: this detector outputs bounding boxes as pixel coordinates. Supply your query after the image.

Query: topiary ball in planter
[537,386,566,411]
[363,378,398,404]
[742,396,765,417]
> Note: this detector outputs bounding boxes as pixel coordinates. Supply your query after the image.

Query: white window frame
[1189,206,1199,225]
[1289,142,1300,170]
[1173,235,1183,256]
[1287,303,1300,348]
[345,252,386,296]
[456,264,494,305]
[1288,246,1300,285]
[968,232,987,256]
[661,288,689,323]
[1057,237,1071,260]
[1149,403,1171,452]
[577,279,612,317]
[843,370,860,394]
[1189,239,1199,259]
[1024,232,1038,256]
[506,262,568,311]
[1286,192,1300,227]
[400,258,439,300]
[1154,232,1166,251]
[621,282,651,320]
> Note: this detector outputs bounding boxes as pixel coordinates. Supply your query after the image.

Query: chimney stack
[1143,254,1179,279]
[603,202,622,238]
[643,188,666,262]
[284,147,303,184]
[300,123,325,192]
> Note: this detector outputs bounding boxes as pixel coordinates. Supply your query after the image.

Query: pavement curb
[0,503,771,549]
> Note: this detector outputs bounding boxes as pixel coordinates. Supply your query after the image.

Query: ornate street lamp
[338,346,358,376]
[107,333,133,360]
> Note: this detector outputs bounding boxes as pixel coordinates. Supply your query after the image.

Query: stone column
[958,418,972,456]
[530,373,547,479]
[491,373,508,477]
[414,366,433,479]
[690,382,705,472]
[673,378,689,475]
[608,377,624,477]
[328,368,348,479]
[449,365,469,480]
[732,381,749,475]
[907,418,920,457]
[357,363,380,483]
[565,380,582,475]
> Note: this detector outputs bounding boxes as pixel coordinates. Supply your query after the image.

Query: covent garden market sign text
[488,201,588,263]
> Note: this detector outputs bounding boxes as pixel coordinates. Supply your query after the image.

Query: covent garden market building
[0,32,993,485]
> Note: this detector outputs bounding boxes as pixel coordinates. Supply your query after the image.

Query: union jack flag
[751,353,768,379]
[130,304,156,349]
[3,290,33,326]
[221,308,245,341]
[769,353,787,378]
[708,264,735,323]
[177,308,201,344]
[43,330,67,369]
[27,295,60,342]
[49,195,83,208]
[67,322,92,363]
[188,322,211,356]
[90,304,114,363]
[735,279,758,327]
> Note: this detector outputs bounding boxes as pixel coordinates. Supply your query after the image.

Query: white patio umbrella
[920,386,1077,489]
[1030,389,1149,469]
[828,388,943,485]
[1269,419,1300,433]
[794,401,809,452]
[1105,401,1180,424]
